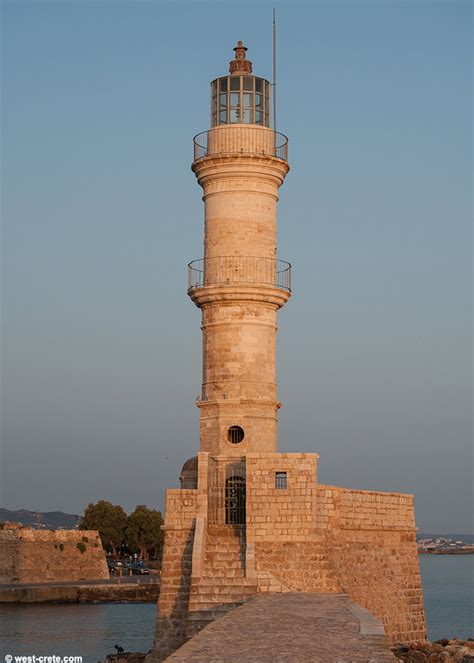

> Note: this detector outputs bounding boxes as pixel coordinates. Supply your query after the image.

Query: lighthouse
[188,41,290,457]
[147,43,426,663]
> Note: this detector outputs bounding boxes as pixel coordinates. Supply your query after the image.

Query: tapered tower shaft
[188,43,290,455]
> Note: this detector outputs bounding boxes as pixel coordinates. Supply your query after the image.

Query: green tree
[80,500,127,555]
[125,505,164,560]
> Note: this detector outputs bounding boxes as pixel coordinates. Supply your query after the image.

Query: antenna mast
[273,8,277,132]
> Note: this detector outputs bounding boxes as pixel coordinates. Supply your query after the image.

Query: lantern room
[210,41,271,127]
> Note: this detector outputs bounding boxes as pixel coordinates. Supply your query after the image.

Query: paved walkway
[165,593,397,663]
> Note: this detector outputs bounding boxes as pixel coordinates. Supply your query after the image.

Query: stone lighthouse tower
[188,41,290,457]
[147,42,426,663]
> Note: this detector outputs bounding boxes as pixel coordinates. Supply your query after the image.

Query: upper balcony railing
[193,126,288,162]
[188,256,291,292]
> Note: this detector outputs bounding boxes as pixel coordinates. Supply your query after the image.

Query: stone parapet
[315,484,416,531]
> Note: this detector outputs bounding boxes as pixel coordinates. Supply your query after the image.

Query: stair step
[194,576,255,586]
[189,591,252,600]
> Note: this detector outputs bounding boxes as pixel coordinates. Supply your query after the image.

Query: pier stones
[164,593,398,663]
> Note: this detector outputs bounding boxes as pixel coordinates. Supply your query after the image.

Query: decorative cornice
[197,398,280,414]
[188,283,291,309]
[192,155,289,192]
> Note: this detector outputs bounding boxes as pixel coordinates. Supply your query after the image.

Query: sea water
[0,555,472,663]
[420,554,473,641]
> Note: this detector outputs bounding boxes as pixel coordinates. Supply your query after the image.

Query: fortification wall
[315,485,416,531]
[0,529,108,584]
[316,485,426,644]
[244,468,426,643]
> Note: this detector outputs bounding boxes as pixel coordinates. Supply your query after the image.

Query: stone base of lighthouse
[146,452,426,661]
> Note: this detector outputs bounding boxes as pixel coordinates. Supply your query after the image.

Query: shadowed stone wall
[151,490,198,661]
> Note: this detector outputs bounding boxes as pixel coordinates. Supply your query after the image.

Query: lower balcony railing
[187,256,291,292]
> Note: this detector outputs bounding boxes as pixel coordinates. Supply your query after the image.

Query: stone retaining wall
[0,581,160,604]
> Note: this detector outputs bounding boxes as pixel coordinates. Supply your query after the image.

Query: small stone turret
[179,456,198,489]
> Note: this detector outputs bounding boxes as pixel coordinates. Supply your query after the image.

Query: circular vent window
[228,426,245,444]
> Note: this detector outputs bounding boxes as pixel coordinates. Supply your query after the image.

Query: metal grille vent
[228,426,245,444]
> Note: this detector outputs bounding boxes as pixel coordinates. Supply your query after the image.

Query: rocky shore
[392,640,474,662]
[104,640,474,663]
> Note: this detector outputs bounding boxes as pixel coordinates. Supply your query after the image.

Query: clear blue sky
[1,1,472,533]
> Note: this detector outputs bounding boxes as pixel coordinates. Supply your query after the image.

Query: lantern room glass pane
[243,77,253,91]
[243,93,253,107]
[242,109,252,123]
[212,76,272,127]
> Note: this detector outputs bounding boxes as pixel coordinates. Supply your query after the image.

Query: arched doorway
[225,475,246,525]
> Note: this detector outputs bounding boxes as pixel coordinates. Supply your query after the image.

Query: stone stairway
[186,527,341,639]
[200,525,247,579]
[187,525,257,635]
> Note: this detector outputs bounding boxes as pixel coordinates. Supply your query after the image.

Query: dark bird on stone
[114,645,124,654]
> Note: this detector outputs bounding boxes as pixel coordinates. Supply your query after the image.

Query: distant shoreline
[418,549,474,555]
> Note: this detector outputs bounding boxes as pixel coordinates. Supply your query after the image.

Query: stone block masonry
[151,491,197,661]
[0,528,108,583]
[146,452,426,662]
[246,453,319,543]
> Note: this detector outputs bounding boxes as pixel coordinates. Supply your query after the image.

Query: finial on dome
[229,41,252,75]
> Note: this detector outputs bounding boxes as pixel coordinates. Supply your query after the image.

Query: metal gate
[208,458,246,526]
[225,475,246,525]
